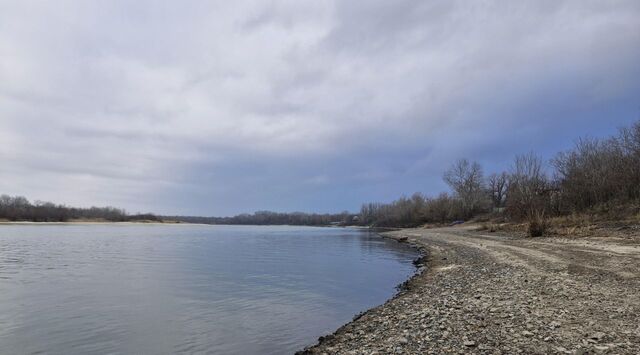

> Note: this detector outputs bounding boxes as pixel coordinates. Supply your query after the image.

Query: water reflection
[0,224,418,354]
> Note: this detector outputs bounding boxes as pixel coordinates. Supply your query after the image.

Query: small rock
[522,331,534,337]
[463,340,476,347]
[589,332,606,342]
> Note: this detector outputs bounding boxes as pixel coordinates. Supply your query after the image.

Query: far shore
[300,224,640,354]
[0,220,367,228]
[0,220,178,225]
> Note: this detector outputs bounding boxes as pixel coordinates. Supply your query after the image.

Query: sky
[1,0,639,216]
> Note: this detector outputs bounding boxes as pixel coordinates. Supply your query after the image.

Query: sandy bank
[299,225,640,354]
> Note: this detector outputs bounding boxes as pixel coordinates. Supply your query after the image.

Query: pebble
[297,228,640,355]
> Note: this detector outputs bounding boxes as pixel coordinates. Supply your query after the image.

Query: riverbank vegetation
[0,195,356,226]
[0,195,160,222]
[163,210,356,226]
[359,120,640,236]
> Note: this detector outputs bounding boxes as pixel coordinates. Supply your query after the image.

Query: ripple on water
[0,224,418,354]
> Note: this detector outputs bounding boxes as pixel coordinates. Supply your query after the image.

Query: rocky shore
[298,226,640,354]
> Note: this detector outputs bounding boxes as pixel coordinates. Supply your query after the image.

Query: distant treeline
[359,120,640,235]
[0,195,355,226]
[165,210,356,226]
[4,120,637,233]
[0,195,160,222]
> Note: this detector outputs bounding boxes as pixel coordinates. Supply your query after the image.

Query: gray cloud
[1,0,639,215]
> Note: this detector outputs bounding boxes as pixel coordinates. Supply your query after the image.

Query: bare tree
[507,153,549,236]
[616,120,640,200]
[553,121,640,212]
[0,194,134,222]
[443,159,489,218]
[487,172,509,209]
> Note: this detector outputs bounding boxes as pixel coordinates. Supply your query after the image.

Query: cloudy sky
[1,1,639,216]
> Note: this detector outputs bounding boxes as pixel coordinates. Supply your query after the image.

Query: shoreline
[299,225,640,354]
[296,230,435,355]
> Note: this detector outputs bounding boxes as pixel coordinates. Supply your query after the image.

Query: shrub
[527,210,548,237]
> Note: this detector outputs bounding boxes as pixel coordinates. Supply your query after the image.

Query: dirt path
[299,226,640,354]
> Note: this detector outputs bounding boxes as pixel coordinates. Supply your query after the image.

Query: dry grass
[474,203,640,240]
[476,221,512,233]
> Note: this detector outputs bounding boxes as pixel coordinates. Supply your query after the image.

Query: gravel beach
[299,225,640,354]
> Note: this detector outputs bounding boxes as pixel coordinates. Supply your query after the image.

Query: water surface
[0,224,418,354]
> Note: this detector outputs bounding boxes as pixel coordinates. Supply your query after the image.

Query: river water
[0,224,418,354]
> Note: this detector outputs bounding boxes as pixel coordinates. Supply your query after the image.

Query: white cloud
[0,0,639,214]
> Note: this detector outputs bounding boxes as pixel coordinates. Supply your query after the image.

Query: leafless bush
[527,209,548,237]
[553,120,640,212]
[505,153,551,236]
[359,192,467,227]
